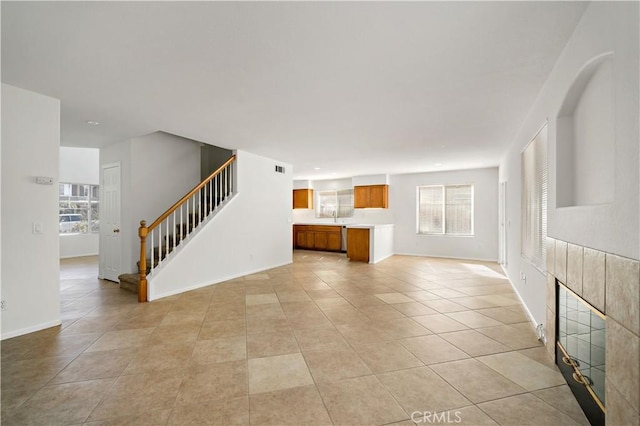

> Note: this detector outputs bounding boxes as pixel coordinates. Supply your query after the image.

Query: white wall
[293,179,313,190]
[149,150,293,300]
[391,167,499,261]
[550,2,638,260]
[571,57,615,206]
[60,147,99,183]
[1,84,61,339]
[352,174,389,186]
[371,225,394,263]
[129,132,201,271]
[59,147,100,258]
[99,132,202,277]
[499,2,639,326]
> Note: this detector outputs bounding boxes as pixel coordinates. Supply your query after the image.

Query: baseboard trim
[371,253,394,264]
[500,263,539,330]
[393,251,499,263]
[60,253,99,259]
[1,319,62,340]
[148,260,293,301]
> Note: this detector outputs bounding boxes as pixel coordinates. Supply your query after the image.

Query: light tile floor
[1,252,590,425]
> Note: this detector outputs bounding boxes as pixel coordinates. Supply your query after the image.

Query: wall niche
[556,53,615,208]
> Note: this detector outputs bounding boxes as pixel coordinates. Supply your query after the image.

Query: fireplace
[556,280,606,425]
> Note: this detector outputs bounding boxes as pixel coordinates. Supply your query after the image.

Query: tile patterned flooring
[1,252,590,425]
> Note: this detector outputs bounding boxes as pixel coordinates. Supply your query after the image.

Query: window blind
[445,185,473,235]
[418,185,473,235]
[521,124,548,270]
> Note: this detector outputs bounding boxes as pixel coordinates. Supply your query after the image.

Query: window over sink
[316,189,354,219]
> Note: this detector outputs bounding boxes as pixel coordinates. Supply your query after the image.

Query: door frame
[499,181,507,267]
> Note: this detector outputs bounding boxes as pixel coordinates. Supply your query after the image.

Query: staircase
[118,155,236,301]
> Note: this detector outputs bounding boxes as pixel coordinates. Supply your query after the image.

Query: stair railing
[137,155,236,302]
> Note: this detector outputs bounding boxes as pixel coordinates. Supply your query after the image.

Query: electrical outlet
[1,300,6,311]
[33,222,43,234]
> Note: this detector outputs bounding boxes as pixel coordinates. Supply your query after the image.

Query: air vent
[275,165,285,174]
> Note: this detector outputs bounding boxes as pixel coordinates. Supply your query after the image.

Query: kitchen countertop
[344,224,394,229]
[293,223,394,229]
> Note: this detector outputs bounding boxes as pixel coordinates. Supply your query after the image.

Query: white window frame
[417,184,474,236]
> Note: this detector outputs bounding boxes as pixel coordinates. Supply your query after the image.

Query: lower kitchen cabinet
[326,232,342,251]
[346,228,370,262]
[293,225,342,252]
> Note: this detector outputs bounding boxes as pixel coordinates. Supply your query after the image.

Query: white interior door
[101,163,121,282]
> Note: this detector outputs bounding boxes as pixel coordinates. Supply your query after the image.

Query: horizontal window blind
[521,124,548,270]
[445,185,473,235]
[418,184,473,235]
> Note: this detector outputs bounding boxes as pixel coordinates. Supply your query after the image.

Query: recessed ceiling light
[434,163,443,166]
[86,120,100,125]
[314,167,321,170]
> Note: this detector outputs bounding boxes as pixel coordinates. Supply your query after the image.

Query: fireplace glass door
[557,283,605,425]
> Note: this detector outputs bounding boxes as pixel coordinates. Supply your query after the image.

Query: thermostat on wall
[36,176,54,185]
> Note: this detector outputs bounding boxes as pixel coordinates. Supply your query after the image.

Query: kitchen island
[293,223,393,264]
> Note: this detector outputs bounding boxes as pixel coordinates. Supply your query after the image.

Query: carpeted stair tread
[118,273,139,293]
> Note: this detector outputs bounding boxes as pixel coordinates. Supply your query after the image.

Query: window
[59,183,99,234]
[418,185,473,235]
[316,189,354,219]
[521,124,548,271]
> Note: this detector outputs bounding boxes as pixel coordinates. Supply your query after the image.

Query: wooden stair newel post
[138,220,148,302]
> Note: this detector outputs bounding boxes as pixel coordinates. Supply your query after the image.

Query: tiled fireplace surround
[545,238,640,425]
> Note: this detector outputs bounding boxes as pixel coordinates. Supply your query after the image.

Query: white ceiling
[2,1,587,179]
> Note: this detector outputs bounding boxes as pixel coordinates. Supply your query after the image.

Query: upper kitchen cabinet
[293,189,314,209]
[354,185,388,208]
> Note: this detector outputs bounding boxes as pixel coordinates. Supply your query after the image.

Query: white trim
[1,319,62,340]
[370,253,394,264]
[147,260,293,301]
[500,263,539,328]
[520,119,549,154]
[60,252,99,259]
[393,252,498,263]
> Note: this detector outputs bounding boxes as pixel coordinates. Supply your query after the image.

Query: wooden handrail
[148,155,236,231]
[137,154,236,302]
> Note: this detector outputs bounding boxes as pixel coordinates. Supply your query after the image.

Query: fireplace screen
[557,283,605,424]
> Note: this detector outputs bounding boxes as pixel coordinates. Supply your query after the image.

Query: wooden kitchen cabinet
[354,185,388,208]
[326,232,342,251]
[313,231,328,249]
[347,228,370,262]
[293,189,314,209]
[293,225,342,252]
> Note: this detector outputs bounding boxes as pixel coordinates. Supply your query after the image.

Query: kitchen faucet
[332,210,337,223]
